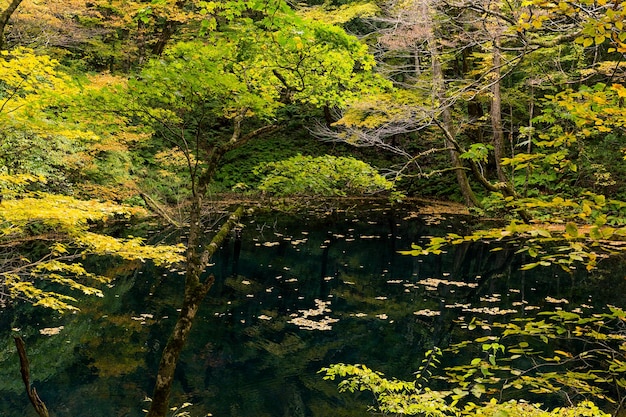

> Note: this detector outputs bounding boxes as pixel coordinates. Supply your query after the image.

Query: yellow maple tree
[0,48,184,311]
[0,189,185,311]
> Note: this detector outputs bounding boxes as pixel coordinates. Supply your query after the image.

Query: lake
[1,201,625,417]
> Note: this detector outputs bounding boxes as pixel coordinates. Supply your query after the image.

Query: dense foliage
[323,306,626,416]
[0,0,626,415]
[254,154,396,197]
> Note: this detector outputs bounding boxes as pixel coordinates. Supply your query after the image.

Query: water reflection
[0,205,624,417]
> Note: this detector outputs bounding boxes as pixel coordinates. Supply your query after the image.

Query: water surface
[1,204,623,416]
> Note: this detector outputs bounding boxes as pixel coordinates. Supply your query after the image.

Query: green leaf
[520,262,540,270]
[565,222,578,237]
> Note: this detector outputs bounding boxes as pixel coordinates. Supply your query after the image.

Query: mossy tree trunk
[145,199,244,417]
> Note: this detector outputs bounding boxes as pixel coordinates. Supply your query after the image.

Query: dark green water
[1,204,625,417]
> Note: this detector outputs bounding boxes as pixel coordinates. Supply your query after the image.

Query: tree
[313,0,625,217]
[2,0,104,53]
[90,2,389,415]
[82,0,208,68]
[0,188,185,311]
[0,0,23,50]
[313,0,513,207]
[1,0,213,70]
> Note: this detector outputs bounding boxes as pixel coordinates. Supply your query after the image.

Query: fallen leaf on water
[545,296,569,304]
[40,326,64,336]
[414,309,440,317]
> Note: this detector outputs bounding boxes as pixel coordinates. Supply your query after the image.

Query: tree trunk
[0,0,23,50]
[145,283,211,417]
[442,102,479,207]
[435,114,533,223]
[151,20,177,56]
[150,0,186,56]
[145,200,244,417]
[523,84,535,197]
[491,38,508,184]
[430,40,480,207]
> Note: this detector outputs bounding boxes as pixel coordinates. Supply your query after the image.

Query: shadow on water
[1,204,625,417]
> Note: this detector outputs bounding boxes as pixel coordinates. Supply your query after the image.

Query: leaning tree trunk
[441,98,480,207]
[0,0,23,50]
[491,37,508,184]
[430,40,480,207]
[145,197,244,417]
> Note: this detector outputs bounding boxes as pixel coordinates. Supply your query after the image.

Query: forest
[1,0,626,416]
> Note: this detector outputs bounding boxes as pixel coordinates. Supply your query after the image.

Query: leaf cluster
[0,192,184,311]
[254,154,396,197]
[444,306,626,412]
